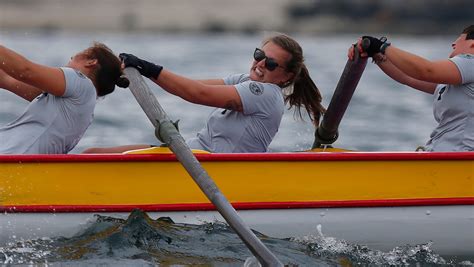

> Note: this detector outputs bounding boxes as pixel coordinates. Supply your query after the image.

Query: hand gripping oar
[312,39,370,149]
[124,67,283,267]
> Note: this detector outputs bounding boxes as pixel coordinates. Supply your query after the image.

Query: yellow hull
[1,151,473,210]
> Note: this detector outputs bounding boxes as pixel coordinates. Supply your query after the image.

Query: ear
[85,59,98,68]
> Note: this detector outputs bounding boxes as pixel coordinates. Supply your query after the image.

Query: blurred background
[0,0,471,152]
[0,0,472,34]
[1,0,473,34]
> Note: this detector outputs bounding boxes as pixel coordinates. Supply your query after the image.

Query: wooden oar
[312,39,370,148]
[124,67,283,267]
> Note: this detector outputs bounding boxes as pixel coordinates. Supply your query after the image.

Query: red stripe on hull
[0,151,473,163]
[2,197,473,213]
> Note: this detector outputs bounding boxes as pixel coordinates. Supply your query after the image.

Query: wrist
[140,60,163,80]
[380,42,391,55]
[149,64,163,80]
[372,54,387,64]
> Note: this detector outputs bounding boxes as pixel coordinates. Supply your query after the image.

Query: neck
[70,66,99,94]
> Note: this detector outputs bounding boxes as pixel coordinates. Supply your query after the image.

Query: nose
[255,58,266,67]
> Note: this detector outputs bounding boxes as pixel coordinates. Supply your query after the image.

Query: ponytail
[86,42,129,97]
[265,34,325,126]
[285,64,325,126]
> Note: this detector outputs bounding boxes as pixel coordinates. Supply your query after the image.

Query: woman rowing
[350,25,474,151]
[85,33,325,153]
[0,42,129,154]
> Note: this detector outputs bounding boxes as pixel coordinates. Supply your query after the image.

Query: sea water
[0,31,471,265]
[0,210,460,266]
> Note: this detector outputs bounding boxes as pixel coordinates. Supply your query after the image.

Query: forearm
[153,70,208,103]
[0,45,36,82]
[376,55,410,84]
[198,79,225,85]
[2,76,43,101]
[384,46,436,81]
[376,55,436,94]
[0,46,65,96]
[0,69,42,101]
[120,53,240,108]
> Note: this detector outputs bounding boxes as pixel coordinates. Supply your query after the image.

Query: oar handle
[312,38,369,148]
[124,68,283,267]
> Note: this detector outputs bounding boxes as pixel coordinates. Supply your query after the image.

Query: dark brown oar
[124,67,283,267]
[313,39,370,148]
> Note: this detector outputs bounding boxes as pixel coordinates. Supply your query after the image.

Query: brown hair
[263,34,326,126]
[463,25,474,40]
[85,42,129,96]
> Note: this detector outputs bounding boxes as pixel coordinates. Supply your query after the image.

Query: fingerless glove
[361,36,390,57]
[119,53,163,79]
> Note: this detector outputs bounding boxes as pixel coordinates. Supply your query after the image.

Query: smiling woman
[0,42,129,154]
[84,33,325,154]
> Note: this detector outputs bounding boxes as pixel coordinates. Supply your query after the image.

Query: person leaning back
[0,42,129,154]
[350,25,474,151]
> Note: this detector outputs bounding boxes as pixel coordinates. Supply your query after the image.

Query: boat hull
[1,151,473,259]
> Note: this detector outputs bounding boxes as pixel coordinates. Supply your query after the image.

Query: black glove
[361,36,388,57]
[119,53,163,79]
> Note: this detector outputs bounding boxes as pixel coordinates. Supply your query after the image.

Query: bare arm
[0,45,66,97]
[151,70,243,112]
[374,55,437,94]
[198,79,225,85]
[384,45,462,85]
[0,69,43,101]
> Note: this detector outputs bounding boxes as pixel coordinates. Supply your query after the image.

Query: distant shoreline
[0,0,471,35]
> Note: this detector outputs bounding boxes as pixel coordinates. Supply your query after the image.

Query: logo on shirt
[249,82,264,96]
[437,86,446,101]
[459,54,473,59]
[35,92,48,100]
[74,70,87,79]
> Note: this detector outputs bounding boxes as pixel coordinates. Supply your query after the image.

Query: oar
[312,39,370,148]
[123,67,283,267]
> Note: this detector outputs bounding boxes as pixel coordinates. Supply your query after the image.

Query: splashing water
[291,223,474,266]
[0,210,335,266]
[1,210,471,266]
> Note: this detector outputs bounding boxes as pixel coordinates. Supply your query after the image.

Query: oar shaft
[169,140,281,266]
[321,52,367,134]
[124,68,283,267]
[313,39,369,148]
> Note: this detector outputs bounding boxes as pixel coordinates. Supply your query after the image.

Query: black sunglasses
[253,48,284,71]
